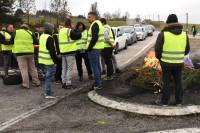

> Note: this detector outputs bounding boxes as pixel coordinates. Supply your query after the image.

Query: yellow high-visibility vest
[38,34,54,65]
[76,30,88,51]
[104,24,114,48]
[161,31,187,63]
[0,31,12,51]
[86,20,105,49]
[58,28,77,54]
[13,29,34,54]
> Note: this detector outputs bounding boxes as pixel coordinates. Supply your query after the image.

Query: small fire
[144,51,161,71]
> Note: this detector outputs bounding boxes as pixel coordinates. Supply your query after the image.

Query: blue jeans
[41,65,56,96]
[3,52,12,75]
[88,49,102,87]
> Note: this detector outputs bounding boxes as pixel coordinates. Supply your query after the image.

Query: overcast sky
[35,0,200,24]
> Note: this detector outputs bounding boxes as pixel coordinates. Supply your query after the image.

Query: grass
[23,16,126,28]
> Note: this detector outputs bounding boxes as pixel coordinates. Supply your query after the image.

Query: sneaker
[154,101,168,107]
[103,76,114,81]
[93,85,103,90]
[32,83,41,87]
[79,76,83,82]
[62,83,67,89]
[21,85,30,89]
[101,70,106,75]
[45,95,56,99]
[55,80,61,84]
[172,102,183,107]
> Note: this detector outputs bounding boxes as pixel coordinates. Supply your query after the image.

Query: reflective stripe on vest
[76,30,88,50]
[13,29,34,54]
[161,31,187,63]
[0,31,12,51]
[38,34,54,65]
[58,28,77,54]
[104,24,114,48]
[86,20,105,49]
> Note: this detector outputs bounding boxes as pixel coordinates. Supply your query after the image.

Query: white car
[112,27,128,54]
[134,27,146,40]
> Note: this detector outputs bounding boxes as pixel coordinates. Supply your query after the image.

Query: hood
[161,23,183,35]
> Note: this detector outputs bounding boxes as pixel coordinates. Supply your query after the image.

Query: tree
[0,0,21,24]
[77,15,86,19]
[112,9,121,20]
[135,14,141,23]
[14,8,24,18]
[103,12,112,20]
[18,0,36,24]
[50,0,71,26]
[124,11,130,20]
[90,2,100,17]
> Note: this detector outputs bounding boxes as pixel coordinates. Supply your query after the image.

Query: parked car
[134,24,142,28]
[134,27,146,40]
[112,27,128,54]
[145,25,154,36]
[120,26,137,45]
[143,26,148,38]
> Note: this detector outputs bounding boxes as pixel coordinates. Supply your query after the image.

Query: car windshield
[123,28,132,33]
[135,28,142,32]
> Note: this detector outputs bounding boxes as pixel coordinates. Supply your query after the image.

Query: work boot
[103,76,114,81]
[79,76,83,82]
[101,70,106,75]
[88,75,93,80]
[115,68,121,74]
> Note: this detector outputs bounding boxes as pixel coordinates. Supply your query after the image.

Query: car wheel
[124,42,128,49]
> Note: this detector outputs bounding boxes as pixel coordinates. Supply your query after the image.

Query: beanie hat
[166,14,178,24]
[44,22,54,33]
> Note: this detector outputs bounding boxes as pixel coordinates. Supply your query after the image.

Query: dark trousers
[161,63,183,104]
[3,52,12,75]
[102,48,114,77]
[55,57,62,81]
[75,52,92,77]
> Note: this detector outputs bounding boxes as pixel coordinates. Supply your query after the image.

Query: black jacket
[46,34,57,64]
[155,23,190,66]
[88,23,99,51]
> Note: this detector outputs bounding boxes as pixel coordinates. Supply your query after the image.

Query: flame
[144,51,161,70]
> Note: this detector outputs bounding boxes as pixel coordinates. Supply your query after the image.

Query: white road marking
[0,85,89,132]
[0,99,60,131]
[149,128,200,133]
[120,40,155,69]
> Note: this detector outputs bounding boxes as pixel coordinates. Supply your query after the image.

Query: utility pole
[158,14,160,29]
[186,12,189,33]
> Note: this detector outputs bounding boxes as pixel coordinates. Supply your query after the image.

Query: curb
[88,91,200,116]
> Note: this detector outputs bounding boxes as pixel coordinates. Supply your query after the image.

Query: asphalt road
[0,34,163,133]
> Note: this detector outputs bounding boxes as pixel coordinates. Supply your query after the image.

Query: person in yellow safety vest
[58,18,81,89]
[155,14,190,106]
[13,24,40,89]
[39,22,57,99]
[75,22,93,82]
[52,28,62,84]
[0,25,14,75]
[33,27,41,68]
[87,11,105,90]
[100,18,115,81]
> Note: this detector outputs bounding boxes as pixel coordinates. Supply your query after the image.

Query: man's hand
[57,54,62,58]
